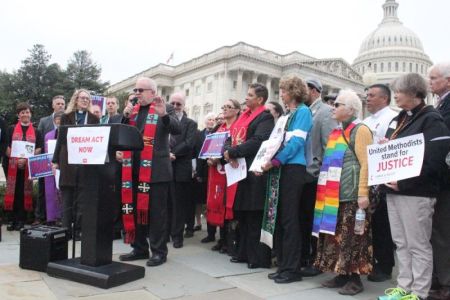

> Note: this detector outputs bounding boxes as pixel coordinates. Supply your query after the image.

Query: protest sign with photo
[367,133,424,185]
[198,132,228,159]
[91,95,106,116]
[28,153,53,179]
[249,115,288,172]
[11,141,35,158]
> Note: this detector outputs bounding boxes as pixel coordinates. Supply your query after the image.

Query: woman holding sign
[259,75,312,284]
[313,90,373,295]
[52,89,99,240]
[4,103,43,231]
[377,73,450,300]
[204,99,241,252]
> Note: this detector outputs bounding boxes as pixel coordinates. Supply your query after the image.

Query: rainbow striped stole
[312,121,357,236]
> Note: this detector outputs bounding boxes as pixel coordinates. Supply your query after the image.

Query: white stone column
[252,72,259,83]
[236,69,243,100]
[266,77,272,101]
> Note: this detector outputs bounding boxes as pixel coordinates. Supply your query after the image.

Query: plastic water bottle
[354,208,366,235]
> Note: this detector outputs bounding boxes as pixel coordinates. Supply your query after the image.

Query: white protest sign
[47,139,57,154]
[367,133,424,186]
[67,126,111,164]
[225,158,247,186]
[249,115,288,172]
[11,141,35,158]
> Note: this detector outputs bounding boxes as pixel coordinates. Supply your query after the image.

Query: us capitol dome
[352,0,432,85]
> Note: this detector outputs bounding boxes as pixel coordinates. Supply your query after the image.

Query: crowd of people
[1,62,450,300]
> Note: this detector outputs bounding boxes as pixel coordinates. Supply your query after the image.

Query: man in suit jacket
[167,92,198,248]
[428,62,450,300]
[119,77,180,267]
[35,95,65,223]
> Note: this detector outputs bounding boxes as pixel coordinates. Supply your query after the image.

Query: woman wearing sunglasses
[204,99,241,253]
[313,90,373,295]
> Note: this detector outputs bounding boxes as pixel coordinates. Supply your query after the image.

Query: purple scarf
[45,129,61,222]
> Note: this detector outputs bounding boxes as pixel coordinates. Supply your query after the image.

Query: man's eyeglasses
[221,105,234,110]
[133,88,152,93]
[170,102,182,107]
[334,102,345,108]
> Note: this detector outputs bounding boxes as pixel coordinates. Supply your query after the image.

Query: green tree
[0,70,19,123]
[65,50,109,95]
[14,44,65,121]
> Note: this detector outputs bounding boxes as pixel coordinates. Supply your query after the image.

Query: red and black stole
[4,123,36,212]
[121,103,158,243]
[206,123,232,227]
[225,105,266,219]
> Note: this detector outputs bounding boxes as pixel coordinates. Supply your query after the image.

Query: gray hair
[204,112,216,122]
[428,62,450,78]
[391,73,428,100]
[336,89,362,117]
[136,77,157,93]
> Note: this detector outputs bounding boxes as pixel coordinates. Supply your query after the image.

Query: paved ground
[0,224,395,300]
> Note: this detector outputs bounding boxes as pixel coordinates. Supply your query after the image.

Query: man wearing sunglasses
[119,77,180,267]
[166,92,198,248]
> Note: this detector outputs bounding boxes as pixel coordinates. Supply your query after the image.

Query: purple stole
[45,129,61,221]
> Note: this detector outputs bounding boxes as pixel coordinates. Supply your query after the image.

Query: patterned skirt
[314,201,373,275]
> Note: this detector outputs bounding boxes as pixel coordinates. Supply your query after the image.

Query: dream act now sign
[67,126,110,164]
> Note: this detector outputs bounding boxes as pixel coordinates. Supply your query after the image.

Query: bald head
[169,92,186,113]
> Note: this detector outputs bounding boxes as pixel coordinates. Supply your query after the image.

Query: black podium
[47,124,145,288]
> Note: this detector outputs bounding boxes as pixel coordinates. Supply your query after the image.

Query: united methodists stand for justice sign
[67,126,110,164]
[367,133,425,186]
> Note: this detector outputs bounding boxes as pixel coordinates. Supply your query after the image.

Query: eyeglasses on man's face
[170,102,182,107]
[133,88,152,94]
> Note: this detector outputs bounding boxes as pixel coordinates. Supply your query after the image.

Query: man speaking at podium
[119,77,180,267]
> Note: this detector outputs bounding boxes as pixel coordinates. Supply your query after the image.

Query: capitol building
[108,0,432,123]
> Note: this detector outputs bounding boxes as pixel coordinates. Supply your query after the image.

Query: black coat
[194,128,210,180]
[0,117,7,161]
[170,115,197,182]
[383,105,450,197]
[52,111,99,188]
[226,111,274,211]
[125,104,181,183]
[438,93,450,131]
[437,93,450,190]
